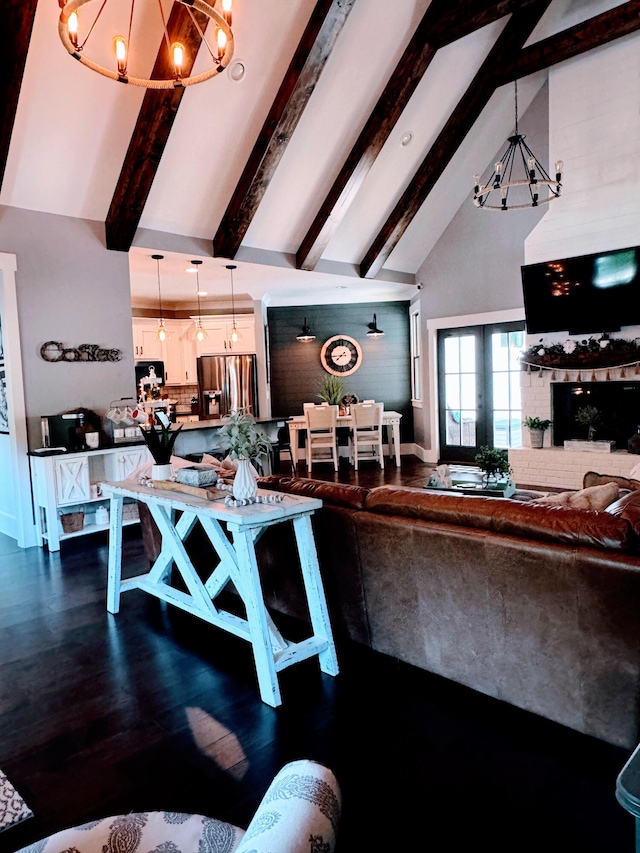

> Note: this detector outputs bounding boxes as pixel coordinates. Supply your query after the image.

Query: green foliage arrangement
[474,446,512,479]
[523,416,552,431]
[139,421,183,464]
[575,406,602,428]
[218,411,271,462]
[316,375,346,405]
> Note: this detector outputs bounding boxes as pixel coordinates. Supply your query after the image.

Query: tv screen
[521,246,640,335]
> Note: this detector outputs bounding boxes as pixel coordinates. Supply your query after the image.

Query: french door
[437,322,525,464]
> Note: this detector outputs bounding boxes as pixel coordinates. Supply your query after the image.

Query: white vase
[233,457,258,501]
[152,463,173,481]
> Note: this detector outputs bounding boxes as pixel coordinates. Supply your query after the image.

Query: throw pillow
[532,481,619,511]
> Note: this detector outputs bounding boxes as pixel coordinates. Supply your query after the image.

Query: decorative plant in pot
[575,405,602,441]
[316,375,346,406]
[474,446,512,488]
[138,414,183,480]
[523,416,552,449]
[218,411,272,500]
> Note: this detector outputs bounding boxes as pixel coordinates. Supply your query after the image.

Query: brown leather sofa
[137,472,640,748]
[253,474,640,749]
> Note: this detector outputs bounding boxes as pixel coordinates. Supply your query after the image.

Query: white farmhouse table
[102,481,339,707]
[286,410,403,467]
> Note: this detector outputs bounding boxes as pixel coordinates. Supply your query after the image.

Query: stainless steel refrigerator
[197,354,259,419]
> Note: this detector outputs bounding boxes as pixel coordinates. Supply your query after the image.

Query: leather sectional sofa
[137,471,640,748]
[253,473,640,749]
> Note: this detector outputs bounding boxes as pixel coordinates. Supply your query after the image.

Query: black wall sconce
[296,317,316,342]
[366,313,385,338]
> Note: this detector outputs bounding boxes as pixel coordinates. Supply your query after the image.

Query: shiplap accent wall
[267,302,413,441]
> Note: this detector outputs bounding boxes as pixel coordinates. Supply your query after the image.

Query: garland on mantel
[521,335,640,380]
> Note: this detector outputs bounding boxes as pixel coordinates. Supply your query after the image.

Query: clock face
[320,335,363,376]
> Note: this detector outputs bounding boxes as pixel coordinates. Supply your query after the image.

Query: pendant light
[366,313,385,338]
[152,254,170,342]
[190,260,208,342]
[226,264,240,345]
[296,317,316,342]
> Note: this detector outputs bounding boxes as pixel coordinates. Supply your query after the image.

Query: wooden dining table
[286,410,403,467]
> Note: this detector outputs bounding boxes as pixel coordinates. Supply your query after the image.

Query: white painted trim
[0,252,37,547]
[426,309,526,461]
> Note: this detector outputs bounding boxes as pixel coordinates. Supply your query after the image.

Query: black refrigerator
[197,354,259,419]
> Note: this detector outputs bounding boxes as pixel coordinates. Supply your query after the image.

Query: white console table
[30,446,150,550]
[102,481,339,707]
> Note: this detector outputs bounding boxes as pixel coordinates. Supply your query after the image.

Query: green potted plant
[138,416,182,480]
[523,416,552,449]
[474,446,512,487]
[218,411,272,500]
[575,405,602,441]
[316,375,346,406]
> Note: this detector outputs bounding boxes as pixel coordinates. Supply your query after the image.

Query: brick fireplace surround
[509,36,640,492]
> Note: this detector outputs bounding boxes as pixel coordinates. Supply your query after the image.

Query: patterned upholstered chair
[16,760,341,853]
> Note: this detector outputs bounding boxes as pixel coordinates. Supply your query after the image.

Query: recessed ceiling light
[185,267,197,273]
[401,131,413,147]
[197,290,208,296]
[228,60,246,83]
[336,285,347,289]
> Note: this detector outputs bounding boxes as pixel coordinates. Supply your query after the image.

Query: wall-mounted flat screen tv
[521,245,640,335]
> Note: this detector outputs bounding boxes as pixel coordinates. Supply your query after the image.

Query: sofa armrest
[234,759,341,853]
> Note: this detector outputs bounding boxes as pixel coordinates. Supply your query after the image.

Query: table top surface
[101,481,322,525]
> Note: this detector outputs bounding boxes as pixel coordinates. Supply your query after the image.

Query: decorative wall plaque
[40,341,122,362]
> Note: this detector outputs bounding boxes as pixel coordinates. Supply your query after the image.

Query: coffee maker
[40,413,85,450]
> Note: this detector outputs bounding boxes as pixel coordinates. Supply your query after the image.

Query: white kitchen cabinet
[132,318,163,360]
[31,446,151,551]
[163,320,197,385]
[196,316,256,356]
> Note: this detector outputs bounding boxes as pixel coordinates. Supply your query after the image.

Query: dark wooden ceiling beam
[360,1,553,280]
[105,2,209,252]
[0,0,39,193]
[212,0,356,261]
[296,0,546,271]
[497,0,640,84]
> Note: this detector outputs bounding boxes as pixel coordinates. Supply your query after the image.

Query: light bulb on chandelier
[58,0,235,89]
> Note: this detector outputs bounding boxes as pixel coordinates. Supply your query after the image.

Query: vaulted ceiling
[2,0,639,308]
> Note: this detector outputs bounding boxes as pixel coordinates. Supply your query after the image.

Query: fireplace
[552,382,640,449]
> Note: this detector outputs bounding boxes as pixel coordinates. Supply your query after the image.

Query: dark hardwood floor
[0,456,635,852]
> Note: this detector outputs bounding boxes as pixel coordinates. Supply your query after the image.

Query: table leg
[391,421,401,466]
[289,427,300,468]
[292,514,339,677]
[232,528,282,707]
[107,494,124,614]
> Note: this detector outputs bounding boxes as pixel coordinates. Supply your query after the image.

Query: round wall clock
[320,335,363,376]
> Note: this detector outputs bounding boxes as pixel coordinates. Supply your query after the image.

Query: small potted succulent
[474,446,512,488]
[523,416,552,449]
[218,411,271,499]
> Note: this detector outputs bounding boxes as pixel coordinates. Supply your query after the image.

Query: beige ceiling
[1,0,633,309]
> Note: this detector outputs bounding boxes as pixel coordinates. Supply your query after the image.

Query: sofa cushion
[606,489,640,539]
[265,477,370,510]
[364,485,635,552]
[532,482,619,511]
[583,471,640,492]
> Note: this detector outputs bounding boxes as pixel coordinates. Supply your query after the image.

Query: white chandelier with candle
[58,0,234,89]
